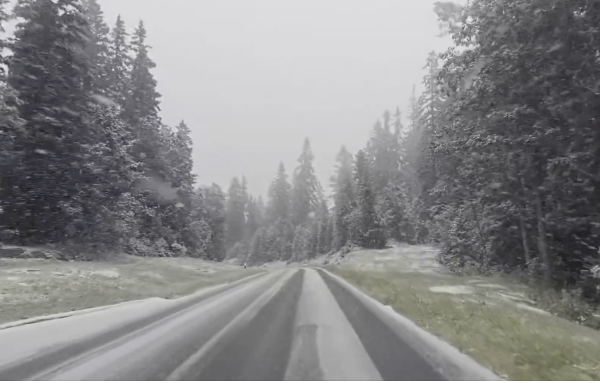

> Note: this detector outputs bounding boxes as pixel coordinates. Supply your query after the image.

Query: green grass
[330,265,600,381]
[0,256,261,325]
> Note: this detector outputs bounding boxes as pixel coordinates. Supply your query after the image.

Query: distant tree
[245,196,263,241]
[292,225,309,262]
[330,145,353,195]
[225,177,246,247]
[331,146,356,250]
[203,184,226,261]
[291,138,321,226]
[351,150,385,248]
[267,163,291,223]
[316,199,332,254]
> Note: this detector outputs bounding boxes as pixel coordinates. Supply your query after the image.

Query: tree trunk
[535,193,552,285]
[518,208,532,264]
[516,173,532,266]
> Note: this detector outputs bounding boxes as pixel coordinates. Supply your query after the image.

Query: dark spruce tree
[7,0,92,243]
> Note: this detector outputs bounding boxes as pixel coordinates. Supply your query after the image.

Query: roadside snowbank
[318,267,499,381]
[0,255,261,325]
[0,271,266,369]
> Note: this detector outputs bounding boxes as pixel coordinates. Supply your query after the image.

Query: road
[0,268,491,381]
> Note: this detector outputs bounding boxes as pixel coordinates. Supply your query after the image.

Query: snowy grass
[0,255,260,325]
[328,244,600,381]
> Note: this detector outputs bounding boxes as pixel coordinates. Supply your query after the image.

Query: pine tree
[8,0,92,242]
[0,0,11,79]
[245,196,263,241]
[0,0,26,232]
[203,184,226,261]
[267,163,291,223]
[306,219,319,258]
[82,0,110,95]
[159,121,195,249]
[125,20,160,123]
[331,146,355,250]
[169,121,195,191]
[366,114,400,195]
[250,227,267,264]
[418,51,442,136]
[106,15,130,107]
[78,104,140,249]
[392,107,404,171]
[291,138,320,226]
[241,176,249,207]
[330,145,354,195]
[292,225,309,262]
[316,199,331,254]
[225,177,246,246]
[351,150,385,248]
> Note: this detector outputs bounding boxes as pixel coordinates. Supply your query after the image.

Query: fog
[99,0,454,198]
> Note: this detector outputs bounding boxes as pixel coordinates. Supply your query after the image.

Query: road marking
[285,268,382,381]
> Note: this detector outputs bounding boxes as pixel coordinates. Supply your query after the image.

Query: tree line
[1,0,598,308]
[225,116,405,264]
[228,0,600,308]
[426,0,600,305]
[0,0,226,260]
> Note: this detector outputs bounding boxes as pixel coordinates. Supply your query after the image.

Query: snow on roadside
[0,271,267,369]
[92,270,120,279]
[319,268,500,381]
[0,254,258,326]
[326,241,448,275]
[429,285,474,295]
[334,242,551,316]
[0,298,170,367]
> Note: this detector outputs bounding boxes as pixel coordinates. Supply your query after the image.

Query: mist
[98,0,455,197]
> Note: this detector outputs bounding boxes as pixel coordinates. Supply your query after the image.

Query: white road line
[285,268,382,381]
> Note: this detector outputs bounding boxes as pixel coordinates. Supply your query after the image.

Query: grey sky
[99,0,453,199]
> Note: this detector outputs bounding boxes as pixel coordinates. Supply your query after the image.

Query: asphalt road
[0,268,448,381]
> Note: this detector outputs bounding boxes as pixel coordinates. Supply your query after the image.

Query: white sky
[76,1,458,197]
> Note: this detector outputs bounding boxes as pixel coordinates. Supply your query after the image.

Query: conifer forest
[0,0,599,312]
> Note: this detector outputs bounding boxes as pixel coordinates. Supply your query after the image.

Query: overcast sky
[98,0,455,198]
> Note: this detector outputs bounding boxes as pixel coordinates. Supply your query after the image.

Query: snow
[429,285,473,295]
[167,270,295,380]
[91,270,120,279]
[339,242,447,275]
[0,298,170,368]
[0,271,266,371]
[90,94,118,107]
[285,269,381,380]
[516,303,550,316]
[46,271,285,381]
[137,271,164,280]
[137,177,178,201]
[497,292,535,305]
[474,283,506,289]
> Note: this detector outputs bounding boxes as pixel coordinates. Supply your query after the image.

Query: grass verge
[0,255,261,326]
[329,265,600,381]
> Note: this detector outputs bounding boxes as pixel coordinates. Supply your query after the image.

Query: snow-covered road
[0,268,497,381]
